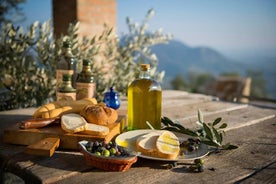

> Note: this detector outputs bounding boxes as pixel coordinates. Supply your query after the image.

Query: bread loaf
[33,98,97,118]
[80,104,118,125]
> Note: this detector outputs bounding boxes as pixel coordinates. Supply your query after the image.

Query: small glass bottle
[103,87,120,110]
[56,74,76,101]
[76,59,96,100]
[127,64,162,130]
[56,39,77,90]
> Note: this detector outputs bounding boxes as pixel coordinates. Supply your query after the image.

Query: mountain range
[151,40,276,98]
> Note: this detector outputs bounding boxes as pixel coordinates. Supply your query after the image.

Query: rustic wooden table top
[1,90,276,184]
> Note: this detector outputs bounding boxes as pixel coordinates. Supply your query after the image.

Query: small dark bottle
[56,74,76,101]
[76,59,96,100]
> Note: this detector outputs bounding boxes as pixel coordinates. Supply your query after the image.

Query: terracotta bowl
[78,140,138,172]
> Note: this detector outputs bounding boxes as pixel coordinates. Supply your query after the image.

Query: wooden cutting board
[3,116,124,150]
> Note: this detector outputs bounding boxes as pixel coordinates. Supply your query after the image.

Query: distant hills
[151,40,276,98]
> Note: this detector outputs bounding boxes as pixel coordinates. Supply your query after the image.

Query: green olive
[110,148,117,155]
[95,151,101,156]
[102,149,110,157]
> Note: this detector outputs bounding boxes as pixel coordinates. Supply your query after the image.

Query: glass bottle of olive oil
[56,40,77,90]
[76,59,96,100]
[127,64,162,130]
[56,74,76,101]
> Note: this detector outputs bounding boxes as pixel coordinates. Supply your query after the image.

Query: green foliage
[187,72,215,93]
[170,74,187,90]
[170,70,268,99]
[170,72,215,93]
[220,72,240,77]
[161,109,238,150]
[0,9,171,110]
[0,21,56,108]
[0,0,26,25]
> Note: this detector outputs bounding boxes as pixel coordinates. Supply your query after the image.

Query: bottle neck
[139,69,151,79]
[59,80,75,92]
[64,48,74,58]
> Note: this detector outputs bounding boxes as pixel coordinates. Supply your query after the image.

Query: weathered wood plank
[235,161,276,183]
[118,90,215,114]
[171,104,275,131]
[3,122,120,150]
[162,101,248,120]
[3,150,90,184]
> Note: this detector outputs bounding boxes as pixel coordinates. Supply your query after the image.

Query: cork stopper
[140,64,150,71]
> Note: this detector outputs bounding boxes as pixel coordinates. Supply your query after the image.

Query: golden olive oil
[127,64,162,130]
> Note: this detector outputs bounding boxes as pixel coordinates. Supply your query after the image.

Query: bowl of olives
[78,140,138,172]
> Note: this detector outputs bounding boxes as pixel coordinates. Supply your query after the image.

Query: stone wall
[52,0,116,38]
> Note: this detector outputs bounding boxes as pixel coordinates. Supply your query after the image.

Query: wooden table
[1,90,276,184]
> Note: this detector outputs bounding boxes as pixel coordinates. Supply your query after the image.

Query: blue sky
[18,0,276,58]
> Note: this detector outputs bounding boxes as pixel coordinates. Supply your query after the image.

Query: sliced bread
[61,113,88,133]
[156,131,180,159]
[80,123,109,136]
[136,132,160,157]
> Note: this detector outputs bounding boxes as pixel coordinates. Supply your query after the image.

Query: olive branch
[161,109,238,150]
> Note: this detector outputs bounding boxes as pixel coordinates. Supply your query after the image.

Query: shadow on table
[0,114,32,130]
[132,157,193,172]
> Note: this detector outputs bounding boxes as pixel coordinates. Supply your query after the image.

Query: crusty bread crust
[33,98,97,118]
[80,104,118,125]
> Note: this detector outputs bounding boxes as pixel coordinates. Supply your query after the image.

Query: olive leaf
[219,123,227,129]
[198,109,204,123]
[212,126,222,144]
[203,123,213,141]
[213,117,222,126]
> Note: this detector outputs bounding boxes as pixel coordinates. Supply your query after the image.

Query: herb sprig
[161,109,238,150]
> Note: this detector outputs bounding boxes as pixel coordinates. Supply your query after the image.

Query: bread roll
[80,104,118,125]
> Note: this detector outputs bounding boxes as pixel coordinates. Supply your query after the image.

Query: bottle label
[76,82,96,100]
[56,91,76,101]
[56,69,74,89]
